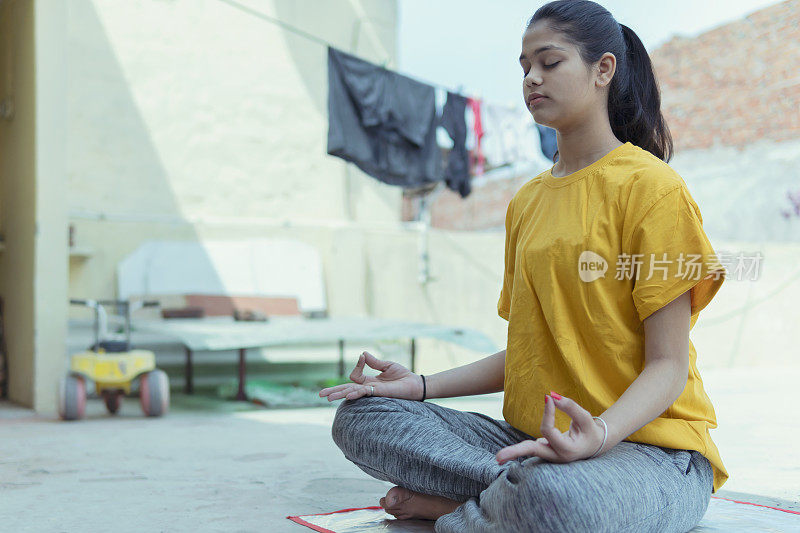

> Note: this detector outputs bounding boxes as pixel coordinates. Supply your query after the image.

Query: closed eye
[544,61,561,69]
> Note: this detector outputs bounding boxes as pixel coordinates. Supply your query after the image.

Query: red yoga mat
[287,496,799,532]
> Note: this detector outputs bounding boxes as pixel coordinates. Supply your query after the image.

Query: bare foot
[379,486,462,521]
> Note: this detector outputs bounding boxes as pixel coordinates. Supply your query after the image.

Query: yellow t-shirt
[498,141,728,493]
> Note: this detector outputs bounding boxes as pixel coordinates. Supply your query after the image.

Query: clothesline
[219,0,557,198]
[216,0,479,100]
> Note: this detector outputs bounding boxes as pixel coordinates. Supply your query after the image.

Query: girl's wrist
[590,416,609,457]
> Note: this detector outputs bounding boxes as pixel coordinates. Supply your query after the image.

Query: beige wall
[63,0,508,384]
[3,0,410,412]
[67,0,400,228]
[34,0,69,414]
[0,0,68,412]
[65,0,402,309]
[0,0,37,406]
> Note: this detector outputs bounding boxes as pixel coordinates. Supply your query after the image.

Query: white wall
[66,0,400,227]
[670,138,800,243]
[670,140,800,371]
[34,0,69,414]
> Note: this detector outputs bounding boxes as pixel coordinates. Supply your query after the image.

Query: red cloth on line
[467,97,485,175]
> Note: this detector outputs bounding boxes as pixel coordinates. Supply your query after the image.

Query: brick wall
[429,177,518,231]
[403,174,531,230]
[408,0,800,230]
[651,0,800,151]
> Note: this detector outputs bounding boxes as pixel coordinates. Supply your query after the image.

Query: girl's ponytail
[612,24,673,162]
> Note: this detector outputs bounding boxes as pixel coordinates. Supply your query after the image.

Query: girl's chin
[528,105,547,116]
[529,110,554,126]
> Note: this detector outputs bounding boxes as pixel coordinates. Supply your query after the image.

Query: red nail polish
[550,391,563,400]
[544,394,549,404]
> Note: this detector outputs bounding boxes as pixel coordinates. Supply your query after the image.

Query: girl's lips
[529,96,547,106]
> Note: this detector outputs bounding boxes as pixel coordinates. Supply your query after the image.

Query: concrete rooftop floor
[2,365,799,532]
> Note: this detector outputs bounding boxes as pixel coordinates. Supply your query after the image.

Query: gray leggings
[331,395,714,533]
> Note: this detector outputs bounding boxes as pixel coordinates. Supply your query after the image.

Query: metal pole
[124,302,131,351]
[236,348,248,401]
[185,346,193,394]
[93,304,99,352]
[410,338,416,373]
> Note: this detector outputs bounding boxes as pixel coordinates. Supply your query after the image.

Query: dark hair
[528,0,673,162]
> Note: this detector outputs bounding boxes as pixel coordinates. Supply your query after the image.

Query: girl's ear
[595,52,617,88]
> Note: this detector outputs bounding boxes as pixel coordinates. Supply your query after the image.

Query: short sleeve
[627,186,726,322]
[498,198,516,321]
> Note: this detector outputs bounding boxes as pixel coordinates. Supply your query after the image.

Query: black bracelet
[421,374,426,402]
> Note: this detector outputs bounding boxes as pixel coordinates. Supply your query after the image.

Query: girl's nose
[525,72,543,87]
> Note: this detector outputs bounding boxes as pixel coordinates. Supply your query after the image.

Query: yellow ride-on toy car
[59,299,170,420]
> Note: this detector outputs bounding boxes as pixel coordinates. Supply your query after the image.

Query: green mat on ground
[217,378,350,408]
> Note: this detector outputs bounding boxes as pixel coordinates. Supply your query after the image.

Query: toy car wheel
[102,390,122,414]
[140,369,170,417]
[58,374,87,421]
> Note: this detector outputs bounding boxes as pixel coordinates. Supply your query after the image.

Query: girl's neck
[551,116,623,177]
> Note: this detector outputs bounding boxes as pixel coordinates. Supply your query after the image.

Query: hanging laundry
[327,47,441,188]
[467,97,485,175]
[481,103,551,170]
[439,92,471,198]
[536,124,558,162]
[434,88,454,150]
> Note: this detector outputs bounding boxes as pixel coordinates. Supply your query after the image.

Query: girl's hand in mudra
[495,393,606,465]
[318,351,425,402]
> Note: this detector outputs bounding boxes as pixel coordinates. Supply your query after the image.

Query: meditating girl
[320,1,727,531]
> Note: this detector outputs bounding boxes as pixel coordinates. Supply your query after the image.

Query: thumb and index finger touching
[349,351,390,384]
[540,393,596,451]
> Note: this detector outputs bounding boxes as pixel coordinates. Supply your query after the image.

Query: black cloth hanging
[327,47,442,188]
[439,92,471,198]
